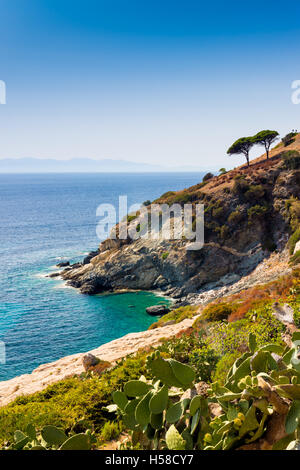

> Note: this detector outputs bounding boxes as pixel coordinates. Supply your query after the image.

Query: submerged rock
[146,305,170,316]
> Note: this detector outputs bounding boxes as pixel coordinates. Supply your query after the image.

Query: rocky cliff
[61,136,300,300]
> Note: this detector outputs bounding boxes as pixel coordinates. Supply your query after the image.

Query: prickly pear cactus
[108,333,300,450]
[1,423,95,451]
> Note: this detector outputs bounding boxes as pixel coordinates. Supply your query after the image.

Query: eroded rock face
[61,163,300,297]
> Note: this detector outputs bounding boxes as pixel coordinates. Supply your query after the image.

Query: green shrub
[201,302,236,322]
[232,176,249,194]
[157,333,219,383]
[212,351,241,385]
[161,252,169,260]
[219,225,230,240]
[160,191,175,199]
[282,132,297,147]
[281,150,300,169]
[207,302,285,356]
[100,421,122,442]
[203,172,214,182]
[247,204,268,223]
[228,209,244,225]
[244,184,265,201]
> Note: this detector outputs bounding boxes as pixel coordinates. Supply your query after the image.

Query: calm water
[0,172,204,380]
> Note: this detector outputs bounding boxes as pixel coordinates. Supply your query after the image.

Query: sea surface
[0,172,204,381]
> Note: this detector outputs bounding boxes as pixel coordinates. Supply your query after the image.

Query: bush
[201,302,237,322]
[212,351,241,385]
[219,225,230,240]
[281,150,300,169]
[282,132,297,147]
[157,333,219,382]
[247,204,268,223]
[161,252,169,260]
[228,209,244,225]
[203,172,214,182]
[244,184,265,201]
[100,421,122,442]
[232,176,249,194]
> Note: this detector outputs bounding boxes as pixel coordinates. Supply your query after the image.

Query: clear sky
[0,0,300,169]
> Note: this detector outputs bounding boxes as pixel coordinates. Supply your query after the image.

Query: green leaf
[135,391,152,426]
[112,390,128,410]
[26,424,37,441]
[250,351,269,373]
[147,356,183,388]
[191,410,200,435]
[124,398,140,414]
[169,359,195,387]
[165,425,186,450]
[149,386,168,414]
[124,380,151,397]
[123,413,138,430]
[59,433,91,450]
[238,405,260,438]
[249,333,257,353]
[166,401,183,424]
[14,430,27,443]
[190,396,201,416]
[286,400,300,434]
[150,412,163,430]
[41,426,67,446]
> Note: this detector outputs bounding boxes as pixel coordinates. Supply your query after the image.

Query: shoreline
[0,247,291,407]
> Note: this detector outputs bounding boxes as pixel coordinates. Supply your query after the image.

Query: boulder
[146,305,170,316]
[56,261,70,268]
[82,354,111,376]
[82,353,99,371]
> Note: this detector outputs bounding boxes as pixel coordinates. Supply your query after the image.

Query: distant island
[0,157,211,173]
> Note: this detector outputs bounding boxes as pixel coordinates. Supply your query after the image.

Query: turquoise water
[0,172,204,380]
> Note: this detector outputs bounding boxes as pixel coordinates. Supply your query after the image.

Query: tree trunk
[265,144,269,159]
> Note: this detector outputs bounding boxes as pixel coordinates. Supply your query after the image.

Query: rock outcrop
[61,151,300,299]
[146,305,170,316]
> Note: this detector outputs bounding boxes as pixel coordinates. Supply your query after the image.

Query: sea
[0,172,204,381]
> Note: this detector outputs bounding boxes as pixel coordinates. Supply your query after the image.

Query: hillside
[60,134,300,301]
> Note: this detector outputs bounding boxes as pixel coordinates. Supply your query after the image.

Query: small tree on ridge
[253,130,279,160]
[227,137,255,167]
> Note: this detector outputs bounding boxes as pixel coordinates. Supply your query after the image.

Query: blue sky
[0,0,300,169]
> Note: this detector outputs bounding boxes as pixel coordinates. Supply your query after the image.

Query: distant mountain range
[0,158,211,173]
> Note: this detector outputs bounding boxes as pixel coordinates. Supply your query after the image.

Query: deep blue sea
[0,172,204,381]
